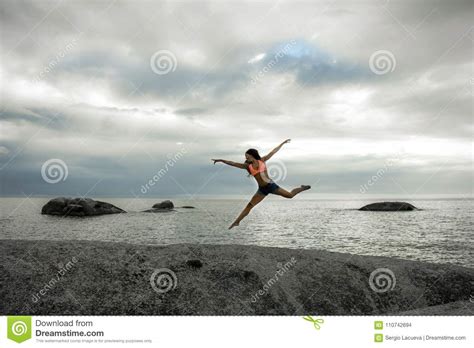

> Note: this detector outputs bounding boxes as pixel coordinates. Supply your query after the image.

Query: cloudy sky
[0,0,472,198]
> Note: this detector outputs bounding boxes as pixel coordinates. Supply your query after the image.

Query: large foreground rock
[41,197,126,216]
[395,301,472,315]
[359,201,418,211]
[1,240,472,315]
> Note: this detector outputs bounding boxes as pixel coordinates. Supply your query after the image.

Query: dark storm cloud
[55,49,250,101]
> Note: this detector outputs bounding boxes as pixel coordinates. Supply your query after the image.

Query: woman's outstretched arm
[212,159,247,169]
[262,139,291,161]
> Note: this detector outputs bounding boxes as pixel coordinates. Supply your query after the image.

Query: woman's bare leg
[274,185,311,198]
[229,193,266,229]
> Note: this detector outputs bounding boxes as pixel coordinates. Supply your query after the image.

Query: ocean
[0,197,472,268]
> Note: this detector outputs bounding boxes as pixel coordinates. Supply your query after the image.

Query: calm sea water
[0,197,472,268]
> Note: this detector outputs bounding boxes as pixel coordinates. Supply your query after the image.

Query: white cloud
[248,53,266,64]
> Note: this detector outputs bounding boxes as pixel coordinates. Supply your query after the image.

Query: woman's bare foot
[301,185,311,191]
[229,221,240,229]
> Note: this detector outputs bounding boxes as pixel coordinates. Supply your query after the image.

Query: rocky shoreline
[1,239,472,315]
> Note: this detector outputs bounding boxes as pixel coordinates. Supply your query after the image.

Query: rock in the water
[41,197,126,216]
[144,200,175,212]
[359,201,417,211]
[152,200,174,210]
[180,206,195,209]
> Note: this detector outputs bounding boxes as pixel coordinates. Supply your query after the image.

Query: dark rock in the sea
[186,259,203,268]
[41,197,126,216]
[143,200,175,213]
[152,200,174,210]
[359,202,418,211]
[64,204,84,216]
[180,206,195,209]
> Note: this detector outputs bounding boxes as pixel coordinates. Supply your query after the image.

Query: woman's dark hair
[245,148,261,176]
[245,148,261,160]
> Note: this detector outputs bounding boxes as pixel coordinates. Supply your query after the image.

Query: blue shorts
[257,182,280,196]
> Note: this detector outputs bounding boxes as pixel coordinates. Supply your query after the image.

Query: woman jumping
[212,139,311,229]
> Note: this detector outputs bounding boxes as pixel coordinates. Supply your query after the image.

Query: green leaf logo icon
[7,316,32,343]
